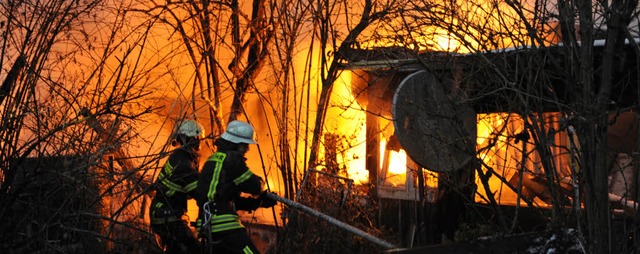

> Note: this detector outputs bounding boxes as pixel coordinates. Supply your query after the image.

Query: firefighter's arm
[232,158,275,208]
[234,192,277,211]
[258,191,277,208]
[232,168,276,209]
[233,165,265,196]
[234,196,261,211]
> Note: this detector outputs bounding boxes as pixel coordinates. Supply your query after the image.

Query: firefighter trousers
[202,228,260,254]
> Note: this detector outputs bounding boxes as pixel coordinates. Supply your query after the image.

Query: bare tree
[0,1,190,252]
[133,0,279,133]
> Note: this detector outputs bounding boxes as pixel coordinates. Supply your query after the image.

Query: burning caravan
[339,40,640,247]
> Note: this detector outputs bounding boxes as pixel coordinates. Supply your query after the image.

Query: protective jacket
[150,147,200,224]
[196,139,264,234]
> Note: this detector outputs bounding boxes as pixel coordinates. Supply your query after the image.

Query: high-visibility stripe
[184,180,198,192]
[206,152,226,201]
[159,161,182,193]
[243,246,254,254]
[210,221,244,232]
[211,214,238,222]
[161,178,182,192]
[206,214,245,233]
[211,222,244,232]
[163,162,173,175]
[233,170,254,185]
[206,152,227,163]
[158,159,197,195]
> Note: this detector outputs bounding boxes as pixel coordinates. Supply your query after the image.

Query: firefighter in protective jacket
[196,120,276,254]
[149,120,204,253]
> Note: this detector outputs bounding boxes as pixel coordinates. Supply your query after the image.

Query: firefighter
[196,120,277,254]
[149,119,204,253]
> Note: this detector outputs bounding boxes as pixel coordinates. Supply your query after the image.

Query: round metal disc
[392,70,476,172]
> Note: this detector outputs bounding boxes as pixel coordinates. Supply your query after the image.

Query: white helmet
[221,120,257,144]
[177,120,205,139]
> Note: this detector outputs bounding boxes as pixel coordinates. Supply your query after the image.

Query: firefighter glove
[259,191,277,208]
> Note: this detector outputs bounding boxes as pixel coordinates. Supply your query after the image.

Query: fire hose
[264,192,397,249]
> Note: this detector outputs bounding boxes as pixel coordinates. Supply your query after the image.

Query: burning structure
[330,36,640,251]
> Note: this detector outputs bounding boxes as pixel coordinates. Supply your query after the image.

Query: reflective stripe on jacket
[159,159,198,195]
[150,148,199,224]
[197,150,264,233]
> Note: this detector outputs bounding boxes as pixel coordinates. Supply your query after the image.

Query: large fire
[475,112,571,206]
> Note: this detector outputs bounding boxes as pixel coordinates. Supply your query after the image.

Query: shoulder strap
[206,152,227,201]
